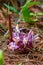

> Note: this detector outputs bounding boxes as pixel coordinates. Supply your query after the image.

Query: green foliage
[21,0,41,23]
[22,0,31,9]
[22,0,40,9]
[22,8,31,23]
[4,4,19,14]
[18,63,23,65]
[0,50,4,65]
[37,12,43,16]
[30,12,43,16]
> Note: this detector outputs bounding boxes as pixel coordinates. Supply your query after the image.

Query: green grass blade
[22,1,40,9]
[0,50,4,65]
[4,4,19,14]
[22,0,31,10]
[27,1,41,8]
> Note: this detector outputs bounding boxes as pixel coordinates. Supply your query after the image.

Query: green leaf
[27,1,41,8]
[22,1,40,9]
[0,50,4,60]
[18,63,22,65]
[22,8,31,23]
[37,12,43,16]
[0,50,4,65]
[21,0,41,23]
[33,19,38,22]
[22,0,31,10]
[30,13,36,16]
[4,4,19,14]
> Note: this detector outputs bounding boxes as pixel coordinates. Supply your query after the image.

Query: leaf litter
[0,3,43,65]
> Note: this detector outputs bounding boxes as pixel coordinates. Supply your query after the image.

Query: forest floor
[0,5,43,65]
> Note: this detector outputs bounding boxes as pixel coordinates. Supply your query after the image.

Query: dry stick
[1,16,12,41]
[8,14,12,40]
[3,11,22,38]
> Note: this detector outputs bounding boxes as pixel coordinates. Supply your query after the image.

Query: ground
[0,4,43,65]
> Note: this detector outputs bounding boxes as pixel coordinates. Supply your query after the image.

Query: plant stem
[8,14,12,40]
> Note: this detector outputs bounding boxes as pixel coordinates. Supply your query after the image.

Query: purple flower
[12,32,16,38]
[8,42,19,50]
[8,26,38,51]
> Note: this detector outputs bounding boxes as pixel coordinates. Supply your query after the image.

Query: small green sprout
[18,63,23,65]
[21,0,42,23]
[0,50,4,65]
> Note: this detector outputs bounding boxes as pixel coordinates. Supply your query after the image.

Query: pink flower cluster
[8,25,37,51]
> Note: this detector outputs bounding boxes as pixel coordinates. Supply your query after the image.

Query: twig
[8,14,12,40]
[3,10,22,39]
